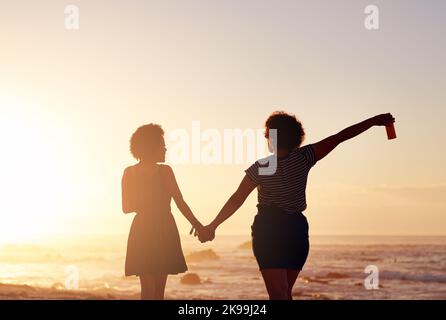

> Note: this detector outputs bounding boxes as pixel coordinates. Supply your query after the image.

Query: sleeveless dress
[125,166,188,276]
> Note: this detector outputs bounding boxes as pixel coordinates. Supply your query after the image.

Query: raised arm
[162,165,203,230]
[312,113,395,162]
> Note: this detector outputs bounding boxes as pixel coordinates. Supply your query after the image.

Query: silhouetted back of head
[265,111,305,151]
[130,124,164,161]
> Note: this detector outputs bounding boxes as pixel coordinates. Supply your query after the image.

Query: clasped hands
[189,224,216,243]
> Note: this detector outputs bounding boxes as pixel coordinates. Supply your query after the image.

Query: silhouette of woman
[121,124,205,300]
[197,111,395,300]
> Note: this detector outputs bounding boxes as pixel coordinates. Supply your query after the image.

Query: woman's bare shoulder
[157,164,174,175]
[156,165,175,187]
[123,164,138,176]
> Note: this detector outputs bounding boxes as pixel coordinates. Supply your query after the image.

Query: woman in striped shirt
[197,111,395,300]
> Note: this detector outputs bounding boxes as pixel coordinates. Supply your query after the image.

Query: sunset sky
[0,0,445,243]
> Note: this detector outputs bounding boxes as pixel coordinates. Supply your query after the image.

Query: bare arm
[312,113,395,162]
[207,175,257,235]
[163,165,203,229]
[121,167,140,214]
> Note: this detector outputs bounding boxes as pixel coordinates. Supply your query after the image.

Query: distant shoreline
[2,234,445,248]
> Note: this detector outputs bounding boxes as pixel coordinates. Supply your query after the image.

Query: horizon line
[23,233,446,238]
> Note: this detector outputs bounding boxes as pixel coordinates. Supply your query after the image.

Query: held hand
[189,223,216,243]
[189,224,213,242]
[198,225,216,243]
[189,225,201,237]
[373,113,395,126]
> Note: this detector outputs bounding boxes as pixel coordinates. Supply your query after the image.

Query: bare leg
[260,268,289,300]
[154,274,168,300]
[286,269,300,300]
[139,275,156,300]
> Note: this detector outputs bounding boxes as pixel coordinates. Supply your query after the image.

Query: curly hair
[129,124,164,160]
[264,111,305,150]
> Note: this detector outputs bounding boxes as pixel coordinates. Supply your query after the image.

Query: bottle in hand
[386,123,397,140]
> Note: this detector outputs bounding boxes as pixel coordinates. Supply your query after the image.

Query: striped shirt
[245,144,317,213]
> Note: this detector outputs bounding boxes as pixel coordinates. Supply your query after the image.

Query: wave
[238,241,252,249]
[305,270,446,284]
[380,271,446,283]
[0,254,110,264]
[185,249,220,262]
[0,282,131,300]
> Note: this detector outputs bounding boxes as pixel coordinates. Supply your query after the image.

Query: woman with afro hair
[196,111,395,300]
[121,123,209,300]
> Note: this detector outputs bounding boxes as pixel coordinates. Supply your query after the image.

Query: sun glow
[0,96,78,243]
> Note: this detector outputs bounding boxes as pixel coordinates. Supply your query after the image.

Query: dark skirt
[251,205,309,270]
[125,212,188,276]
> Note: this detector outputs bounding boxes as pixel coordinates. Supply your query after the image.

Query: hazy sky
[0,0,445,242]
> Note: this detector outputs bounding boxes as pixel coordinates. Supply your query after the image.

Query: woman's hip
[251,205,309,238]
[250,207,310,270]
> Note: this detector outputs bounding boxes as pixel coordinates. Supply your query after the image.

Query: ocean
[0,235,445,299]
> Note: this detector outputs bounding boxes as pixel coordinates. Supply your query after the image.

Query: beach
[1,235,445,300]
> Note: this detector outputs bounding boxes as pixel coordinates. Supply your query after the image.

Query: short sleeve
[300,144,317,168]
[245,161,261,185]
